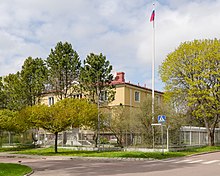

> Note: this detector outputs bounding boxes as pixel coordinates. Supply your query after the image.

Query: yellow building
[39,72,163,107]
[109,72,163,108]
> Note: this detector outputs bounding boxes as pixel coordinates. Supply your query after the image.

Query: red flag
[150,10,155,22]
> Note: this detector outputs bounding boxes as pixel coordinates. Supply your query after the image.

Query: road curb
[188,150,220,157]
[24,170,34,176]
[0,153,157,162]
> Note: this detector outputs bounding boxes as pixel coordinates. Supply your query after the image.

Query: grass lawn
[0,145,35,152]
[0,163,32,176]
[11,146,220,160]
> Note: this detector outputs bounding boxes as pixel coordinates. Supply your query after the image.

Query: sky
[0,0,220,91]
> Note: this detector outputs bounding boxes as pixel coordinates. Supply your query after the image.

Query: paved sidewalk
[0,152,157,162]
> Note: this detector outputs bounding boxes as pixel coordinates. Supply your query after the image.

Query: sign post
[167,125,170,151]
[151,115,167,153]
[158,115,166,154]
[151,123,161,151]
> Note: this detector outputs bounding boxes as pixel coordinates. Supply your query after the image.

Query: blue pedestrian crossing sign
[158,115,166,123]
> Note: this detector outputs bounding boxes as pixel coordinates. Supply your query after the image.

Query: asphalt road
[1,152,220,176]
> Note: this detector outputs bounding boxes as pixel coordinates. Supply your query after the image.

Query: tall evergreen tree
[0,77,6,109]
[21,57,48,106]
[3,57,47,110]
[3,72,25,110]
[80,53,115,104]
[80,53,115,147]
[46,41,81,100]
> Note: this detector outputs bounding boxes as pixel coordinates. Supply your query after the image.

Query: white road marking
[174,159,192,163]
[162,159,179,163]
[161,158,220,166]
[202,160,220,164]
[187,160,204,164]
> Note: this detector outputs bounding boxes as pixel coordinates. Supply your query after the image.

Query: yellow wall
[39,93,59,106]
[109,83,163,108]
[39,83,163,108]
[108,85,125,106]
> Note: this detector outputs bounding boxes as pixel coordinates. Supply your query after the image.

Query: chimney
[112,72,125,84]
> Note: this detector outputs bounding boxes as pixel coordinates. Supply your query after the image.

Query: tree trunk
[54,132,58,153]
[93,133,98,147]
[62,131,67,146]
[116,134,123,148]
[204,118,216,146]
[207,129,215,146]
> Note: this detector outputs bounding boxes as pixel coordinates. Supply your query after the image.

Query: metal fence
[180,126,220,146]
[1,126,220,150]
[0,130,33,147]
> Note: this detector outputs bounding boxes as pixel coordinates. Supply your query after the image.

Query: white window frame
[73,94,82,99]
[48,97,54,106]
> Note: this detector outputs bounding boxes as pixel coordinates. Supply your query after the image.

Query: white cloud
[0,0,220,91]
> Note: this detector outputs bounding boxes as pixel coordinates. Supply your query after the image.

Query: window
[134,91,140,102]
[48,97,54,106]
[156,96,161,104]
[73,94,82,99]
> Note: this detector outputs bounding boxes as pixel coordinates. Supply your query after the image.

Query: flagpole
[151,3,155,149]
[152,7,155,122]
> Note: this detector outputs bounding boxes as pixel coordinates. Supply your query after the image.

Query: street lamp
[84,63,100,150]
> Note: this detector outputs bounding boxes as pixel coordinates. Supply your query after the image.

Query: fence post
[189,126,192,146]
[44,130,46,147]
[161,125,164,153]
[8,132,11,146]
[167,126,169,151]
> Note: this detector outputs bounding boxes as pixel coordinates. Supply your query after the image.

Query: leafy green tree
[20,57,48,106]
[160,39,220,146]
[22,98,97,153]
[32,104,71,153]
[0,110,15,132]
[0,109,27,133]
[46,41,81,100]
[80,53,115,104]
[0,109,30,147]
[118,96,175,147]
[102,106,131,147]
[0,110,13,146]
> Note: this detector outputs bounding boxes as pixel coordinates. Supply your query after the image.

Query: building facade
[109,72,163,108]
[40,72,163,108]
